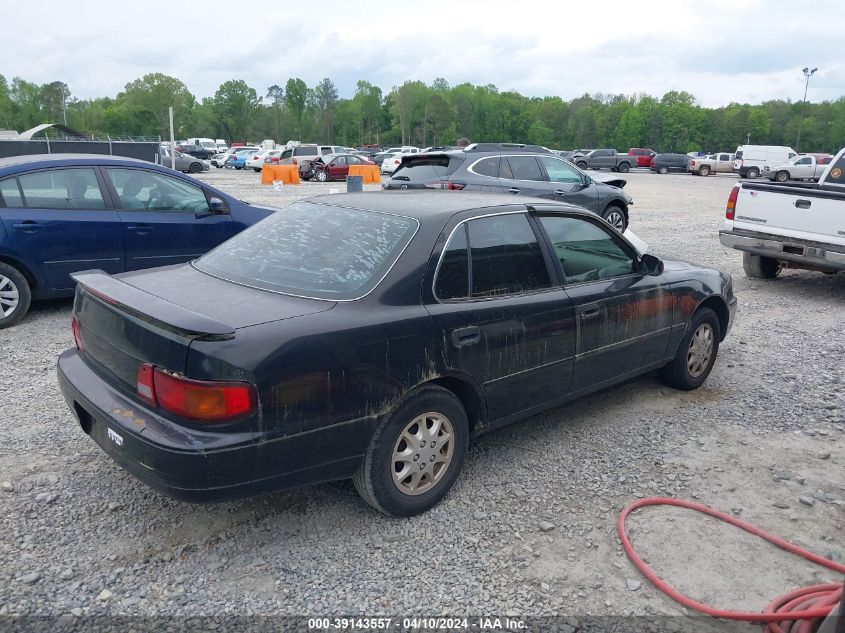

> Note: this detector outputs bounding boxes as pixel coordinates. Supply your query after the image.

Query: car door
[328,156,349,180]
[593,150,613,169]
[792,156,813,179]
[717,153,732,173]
[425,211,576,423]
[538,156,599,211]
[0,167,124,291]
[103,167,232,271]
[498,155,554,199]
[535,214,673,394]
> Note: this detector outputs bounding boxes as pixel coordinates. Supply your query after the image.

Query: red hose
[618,497,844,632]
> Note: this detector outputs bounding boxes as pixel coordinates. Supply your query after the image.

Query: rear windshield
[391,156,464,182]
[193,202,419,300]
[293,145,319,156]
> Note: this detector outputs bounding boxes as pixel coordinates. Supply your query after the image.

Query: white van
[186,138,220,153]
[733,145,797,178]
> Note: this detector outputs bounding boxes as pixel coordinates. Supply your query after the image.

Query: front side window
[194,202,418,300]
[0,178,23,207]
[504,156,544,182]
[467,214,551,298]
[539,157,582,183]
[106,168,209,213]
[17,168,105,210]
[796,157,811,165]
[434,224,469,301]
[539,216,635,284]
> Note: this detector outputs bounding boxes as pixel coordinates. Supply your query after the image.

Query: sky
[3,0,843,108]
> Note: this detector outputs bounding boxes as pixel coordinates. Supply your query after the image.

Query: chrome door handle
[507,188,520,194]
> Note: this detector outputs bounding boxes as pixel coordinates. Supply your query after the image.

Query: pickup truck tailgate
[735,183,845,248]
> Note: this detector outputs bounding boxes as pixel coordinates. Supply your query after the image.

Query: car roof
[303,190,585,223]
[0,153,152,169]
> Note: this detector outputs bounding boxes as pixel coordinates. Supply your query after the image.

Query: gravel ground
[0,168,842,628]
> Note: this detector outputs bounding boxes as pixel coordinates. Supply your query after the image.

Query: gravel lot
[1,168,843,628]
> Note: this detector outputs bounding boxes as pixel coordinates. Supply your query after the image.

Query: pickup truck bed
[719,150,845,277]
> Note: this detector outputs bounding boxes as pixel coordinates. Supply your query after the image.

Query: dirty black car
[58,192,736,516]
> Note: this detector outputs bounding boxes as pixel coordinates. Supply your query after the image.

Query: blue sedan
[226,149,259,170]
[0,154,274,328]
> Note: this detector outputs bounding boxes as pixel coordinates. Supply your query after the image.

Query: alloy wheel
[392,412,454,496]
[687,323,714,378]
[605,210,625,231]
[0,274,20,318]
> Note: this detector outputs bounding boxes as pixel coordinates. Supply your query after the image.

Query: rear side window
[471,157,500,177]
[17,168,105,210]
[392,156,464,182]
[826,155,845,186]
[467,214,551,298]
[434,225,469,300]
[0,178,23,207]
[504,156,544,181]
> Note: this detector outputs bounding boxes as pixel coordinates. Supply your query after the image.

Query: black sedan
[58,192,736,516]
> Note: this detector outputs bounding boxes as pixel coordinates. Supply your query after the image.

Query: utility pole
[168,107,176,171]
[795,67,817,150]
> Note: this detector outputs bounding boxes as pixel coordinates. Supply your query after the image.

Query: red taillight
[423,180,466,190]
[71,317,83,351]
[135,363,256,422]
[394,158,401,164]
[690,160,696,167]
[726,184,739,220]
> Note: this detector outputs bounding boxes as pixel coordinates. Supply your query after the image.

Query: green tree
[213,79,260,142]
[313,77,339,142]
[284,78,308,139]
[117,73,195,137]
[527,120,554,146]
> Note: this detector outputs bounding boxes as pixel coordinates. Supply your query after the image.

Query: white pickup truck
[719,147,845,278]
[762,154,834,182]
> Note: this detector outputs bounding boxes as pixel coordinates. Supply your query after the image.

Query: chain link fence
[0,137,161,163]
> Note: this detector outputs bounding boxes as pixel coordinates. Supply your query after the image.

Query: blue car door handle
[12,221,42,232]
[127,225,153,235]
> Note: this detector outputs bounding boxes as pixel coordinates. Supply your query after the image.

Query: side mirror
[208,196,228,214]
[582,175,593,186]
[640,253,664,276]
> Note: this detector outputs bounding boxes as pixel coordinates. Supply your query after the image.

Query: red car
[628,148,656,168]
[307,153,376,182]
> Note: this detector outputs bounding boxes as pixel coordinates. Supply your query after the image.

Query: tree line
[1,73,843,154]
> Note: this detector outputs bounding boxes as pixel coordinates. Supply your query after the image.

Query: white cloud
[2,0,842,106]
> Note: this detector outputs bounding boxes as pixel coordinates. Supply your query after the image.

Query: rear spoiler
[71,270,236,338]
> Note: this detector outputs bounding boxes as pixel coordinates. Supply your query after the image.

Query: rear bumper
[719,230,845,271]
[57,349,366,501]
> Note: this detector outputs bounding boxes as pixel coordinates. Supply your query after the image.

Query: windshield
[194,202,419,300]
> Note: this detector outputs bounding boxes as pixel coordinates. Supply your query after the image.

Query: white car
[246,149,282,172]
[762,154,833,182]
[380,153,405,174]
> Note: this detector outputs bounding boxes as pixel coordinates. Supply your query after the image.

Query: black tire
[235,166,242,170]
[659,307,720,390]
[658,166,669,174]
[698,166,711,176]
[353,385,469,517]
[775,171,789,183]
[746,167,759,179]
[742,252,781,279]
[189,162,202,174]
[576,161,587,169]
[601,204,628,232]
[253,168,261,173]
[0,262,32,330]
[314,170,328,182]
[618,162,630,173]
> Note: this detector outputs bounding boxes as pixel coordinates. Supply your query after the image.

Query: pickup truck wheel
[601,205,627,232]
[0,263,32,330]
[618,162,630,173]
[659,307,720,390]
[658,166,669,174]
[742,253,782,279]
[775,171,789,182]
[353,386,468,517]
[746,168,760,179]
[698,166,711,176]
[576,161,587,169]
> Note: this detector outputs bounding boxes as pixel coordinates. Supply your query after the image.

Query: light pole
[795,66,817,150]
